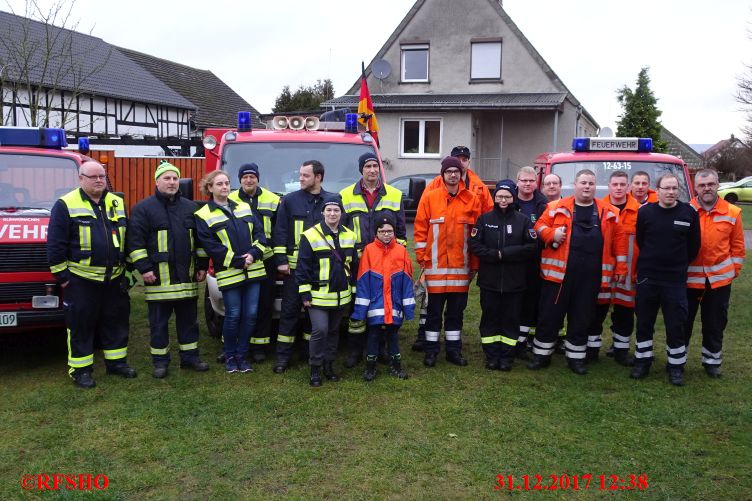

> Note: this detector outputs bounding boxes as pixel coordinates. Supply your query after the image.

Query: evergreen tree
[615,67,667,152]
[272,79,334,113]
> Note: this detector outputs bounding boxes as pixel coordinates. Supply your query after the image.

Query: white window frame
[401,44,429,82]
[470,40,502,80]
[400,117,443,158]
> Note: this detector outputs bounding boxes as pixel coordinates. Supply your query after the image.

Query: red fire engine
[0,127,94,332]
[201,111,386,336]
[534,137,694,201]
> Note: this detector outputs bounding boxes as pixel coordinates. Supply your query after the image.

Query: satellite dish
[599,127,614,138]
[372,59,392,80]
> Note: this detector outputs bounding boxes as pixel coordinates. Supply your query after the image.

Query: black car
[389,173,436,220]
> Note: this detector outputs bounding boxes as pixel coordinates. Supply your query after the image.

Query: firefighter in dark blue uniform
[47,160,136,388]
[229,163,280,363]
[272,160,335,373]
[127,161,209,379]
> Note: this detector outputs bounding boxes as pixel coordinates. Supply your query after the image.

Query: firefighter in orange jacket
[630,171,658,205]
[589,170,641,366]
[528,169,627,375]
[685,169,745,378]
[414,156,482,367]
[423,146,493,214]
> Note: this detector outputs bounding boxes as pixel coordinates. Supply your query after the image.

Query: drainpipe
[552,110,559,151]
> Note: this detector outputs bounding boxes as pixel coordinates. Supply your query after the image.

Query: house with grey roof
[0,11,258,154]
[322,0,598,181]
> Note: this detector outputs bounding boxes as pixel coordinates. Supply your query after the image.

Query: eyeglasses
[80,174,106,180]
[444,170,461,176]
[496,195,514,200]
[658,186,679,191]
[377,230,394,234]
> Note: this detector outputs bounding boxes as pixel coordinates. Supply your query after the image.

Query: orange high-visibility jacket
[414,183,481,294]
[425,168,493,214]
[687,197,745,289]
[633,189,658,205]
[602,194,642,308]
[534,197,627,300]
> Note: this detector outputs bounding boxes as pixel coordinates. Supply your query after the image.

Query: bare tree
[0,0,110,128]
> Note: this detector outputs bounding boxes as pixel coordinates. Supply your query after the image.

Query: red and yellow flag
[358,62,379,145]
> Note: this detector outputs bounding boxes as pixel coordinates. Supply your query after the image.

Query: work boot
[667,367,685,386]
[106,363,137,378]
[411,338,424,352]
[180,359,209,372]
[323,361,340,382]
[630,361,651,379]
[423,352,437,368]
[74,371,96,389]
[567,358,588,375]
[152,363,168,379]
[389,358,408,379]
[613,349,635,367]
[344,350,362,369]
[309,365,322,387]
[363,360,378,381]
[585,347,599,364]
[485,358,500,370]
[498,358,514,372]
[251,351,267,364]
[526,355,551,370]
[446,352,468,367]
[704,365,722,378]
[272,360,288,374]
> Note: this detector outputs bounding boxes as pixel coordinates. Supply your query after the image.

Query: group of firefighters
[47,146,745,389]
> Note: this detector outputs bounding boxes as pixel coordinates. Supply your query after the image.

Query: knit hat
[237,163,260,181]
[154,161,180,180]
[358,152,379,174]
[451,145,471,159]
[374,212,396,233]
[440,155,463,176]
[494,179,518,204]
[321,195,344,212]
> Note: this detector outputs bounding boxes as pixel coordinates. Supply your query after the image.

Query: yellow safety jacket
[296,223,357,308]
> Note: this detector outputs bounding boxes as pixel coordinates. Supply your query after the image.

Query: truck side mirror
[179,178,194,200]
[408,177,426,205]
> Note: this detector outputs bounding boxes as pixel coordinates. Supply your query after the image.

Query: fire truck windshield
[221,142,379,195]
[0,153,79,211]
[551,161,691,201]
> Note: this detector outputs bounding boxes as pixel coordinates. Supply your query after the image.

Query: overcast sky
[5,0,750,144]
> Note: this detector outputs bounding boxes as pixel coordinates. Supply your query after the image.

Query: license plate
[0,312,17,327]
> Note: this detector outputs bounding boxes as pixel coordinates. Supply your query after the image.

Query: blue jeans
[221,281,261,359]
[366,324,401,359]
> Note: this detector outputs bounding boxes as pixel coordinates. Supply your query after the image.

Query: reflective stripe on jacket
[296,223,358,308]
[194,198,267,290]
[230,187,279,260]
[340,181,407,248]
[687,197,745,289]
[603,194,641,308]
[414,183,481,293]
[48,188,127,283]
[273,189,334,269]
[534,197,627,298]
[351,238,415,325]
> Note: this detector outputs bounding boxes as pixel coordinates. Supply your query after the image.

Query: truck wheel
[724,193,738,204]
[204,285,223,338]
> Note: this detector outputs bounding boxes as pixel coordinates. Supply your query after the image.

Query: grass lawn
[1,266,751,499]
[738,203,752,230]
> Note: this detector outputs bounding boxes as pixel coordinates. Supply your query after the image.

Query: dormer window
[401,43,429,82]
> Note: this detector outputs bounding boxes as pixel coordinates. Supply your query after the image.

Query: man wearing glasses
[48,160,136,388]
[414,156,481,367]
[632,173,700,386]
[685,169,744,379]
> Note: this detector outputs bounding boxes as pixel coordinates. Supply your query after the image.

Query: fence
[90,150,206,213]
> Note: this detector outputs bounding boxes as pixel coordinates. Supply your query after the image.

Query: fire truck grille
[0,244,50,272]
[0,282,48,303]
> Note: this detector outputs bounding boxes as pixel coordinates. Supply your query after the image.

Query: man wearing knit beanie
[340,151,406,368]
[228,162,280,363]
[413,155,482,368]
[127,160,210,378]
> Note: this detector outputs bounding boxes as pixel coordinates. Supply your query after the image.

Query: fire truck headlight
[203,135,217,150]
